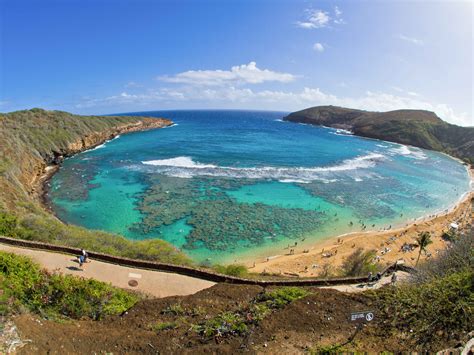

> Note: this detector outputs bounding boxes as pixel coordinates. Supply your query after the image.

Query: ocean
[48,110,471,264]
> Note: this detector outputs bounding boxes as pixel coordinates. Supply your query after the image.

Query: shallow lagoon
[49,110,471,264]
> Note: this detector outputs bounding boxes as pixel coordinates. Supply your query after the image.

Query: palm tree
[415,231,432,266]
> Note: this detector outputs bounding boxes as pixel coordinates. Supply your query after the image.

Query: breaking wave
[141,153,385,182]
[388,145,427,160]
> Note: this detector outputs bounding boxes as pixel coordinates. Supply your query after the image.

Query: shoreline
[38,121,473,274]
[249,185,473,276]
[36,119,173,217]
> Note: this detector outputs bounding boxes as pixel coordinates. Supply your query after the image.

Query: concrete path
[0,242,407,298]
[321,271,409,293]
[0,243,215,298]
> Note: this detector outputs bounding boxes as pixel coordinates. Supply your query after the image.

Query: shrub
[193,311,248,338]
[0,211,18,237]
[0,251,138,320]
[192,287,310,341]
[373,231,474,349]
[258,287,310,309]
[150,321,178,332]
[412,231,473,284]
[340,248,379,277]
[161,303,185,316]
[373,270,473,347]
[213,264,248,277]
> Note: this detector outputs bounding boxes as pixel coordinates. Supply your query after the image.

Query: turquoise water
[48,110,471,264]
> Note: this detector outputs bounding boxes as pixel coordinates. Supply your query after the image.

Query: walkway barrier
[0,235,415,287]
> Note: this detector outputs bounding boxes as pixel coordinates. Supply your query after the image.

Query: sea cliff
[284,106,474,164]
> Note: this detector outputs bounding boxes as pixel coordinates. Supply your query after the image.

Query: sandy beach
[250,168,473,277]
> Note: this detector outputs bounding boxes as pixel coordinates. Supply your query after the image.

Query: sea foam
[141,153,385,182]
[388,144,427,160]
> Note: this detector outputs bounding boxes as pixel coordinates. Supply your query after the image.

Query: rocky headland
[284,106,474,164]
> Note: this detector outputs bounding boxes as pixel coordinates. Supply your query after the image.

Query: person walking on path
[78,249,89,269]
[391,272,397,286]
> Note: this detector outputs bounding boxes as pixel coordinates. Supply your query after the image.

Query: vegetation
[0,210,191,265]
[150,321,178,332]
[285,106,474,164]
[212,264,248,277]
[0,251,138,320]
[0,109,192,265]
[373,232,473,349]
[415,231,432,266]
[339,248,379,277]
[161,303,186,316]
[192,287,310,340]
[257,286,310,309]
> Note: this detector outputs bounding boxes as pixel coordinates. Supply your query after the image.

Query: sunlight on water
[49,110,471,264]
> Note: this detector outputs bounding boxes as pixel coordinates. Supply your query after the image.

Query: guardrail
[0,235,415,286]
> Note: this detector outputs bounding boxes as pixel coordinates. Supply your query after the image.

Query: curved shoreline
[249,186,473,276]
[40,120,473,274]
[36,118,174,217]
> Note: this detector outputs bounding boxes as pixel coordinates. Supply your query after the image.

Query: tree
[415,231,433,266]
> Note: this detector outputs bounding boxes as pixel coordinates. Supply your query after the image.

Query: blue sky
[1,0,472,125]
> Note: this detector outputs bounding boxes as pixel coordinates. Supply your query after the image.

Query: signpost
[350,311,375,323]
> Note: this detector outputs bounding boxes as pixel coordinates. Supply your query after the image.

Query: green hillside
[285,106,474,164]
[0,108,191,265]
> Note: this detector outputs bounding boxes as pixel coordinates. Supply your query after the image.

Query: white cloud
[333,6,345,24]
[297,7,345,29]
[313,42,325,52]
[159,62,296,86]
[78,85,470,126]
[296,10,330,29]
[396,34,424,46]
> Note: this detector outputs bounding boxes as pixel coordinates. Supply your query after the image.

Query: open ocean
[48,110,471,264]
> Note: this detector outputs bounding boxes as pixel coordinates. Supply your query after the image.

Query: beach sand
[250,169,473,277]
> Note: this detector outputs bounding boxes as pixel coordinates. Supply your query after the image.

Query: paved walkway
[321,271,409,293]
[0,242,408,298]
[0,243,215,298]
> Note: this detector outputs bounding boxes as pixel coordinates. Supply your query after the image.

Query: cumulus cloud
[313,42,325,52]
[158,62,296,86]
[396,34,424,45]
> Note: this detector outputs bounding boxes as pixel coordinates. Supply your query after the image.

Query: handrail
[0,235,415,286]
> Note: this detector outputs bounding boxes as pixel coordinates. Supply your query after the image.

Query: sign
[350,311,374,323]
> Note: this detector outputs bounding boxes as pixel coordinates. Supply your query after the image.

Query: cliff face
[0,109,172,213]
[285,106,474,164]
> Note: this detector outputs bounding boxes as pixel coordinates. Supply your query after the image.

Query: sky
[0,0,472,126]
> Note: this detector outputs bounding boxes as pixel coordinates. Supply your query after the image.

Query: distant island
[284,106,474,164]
